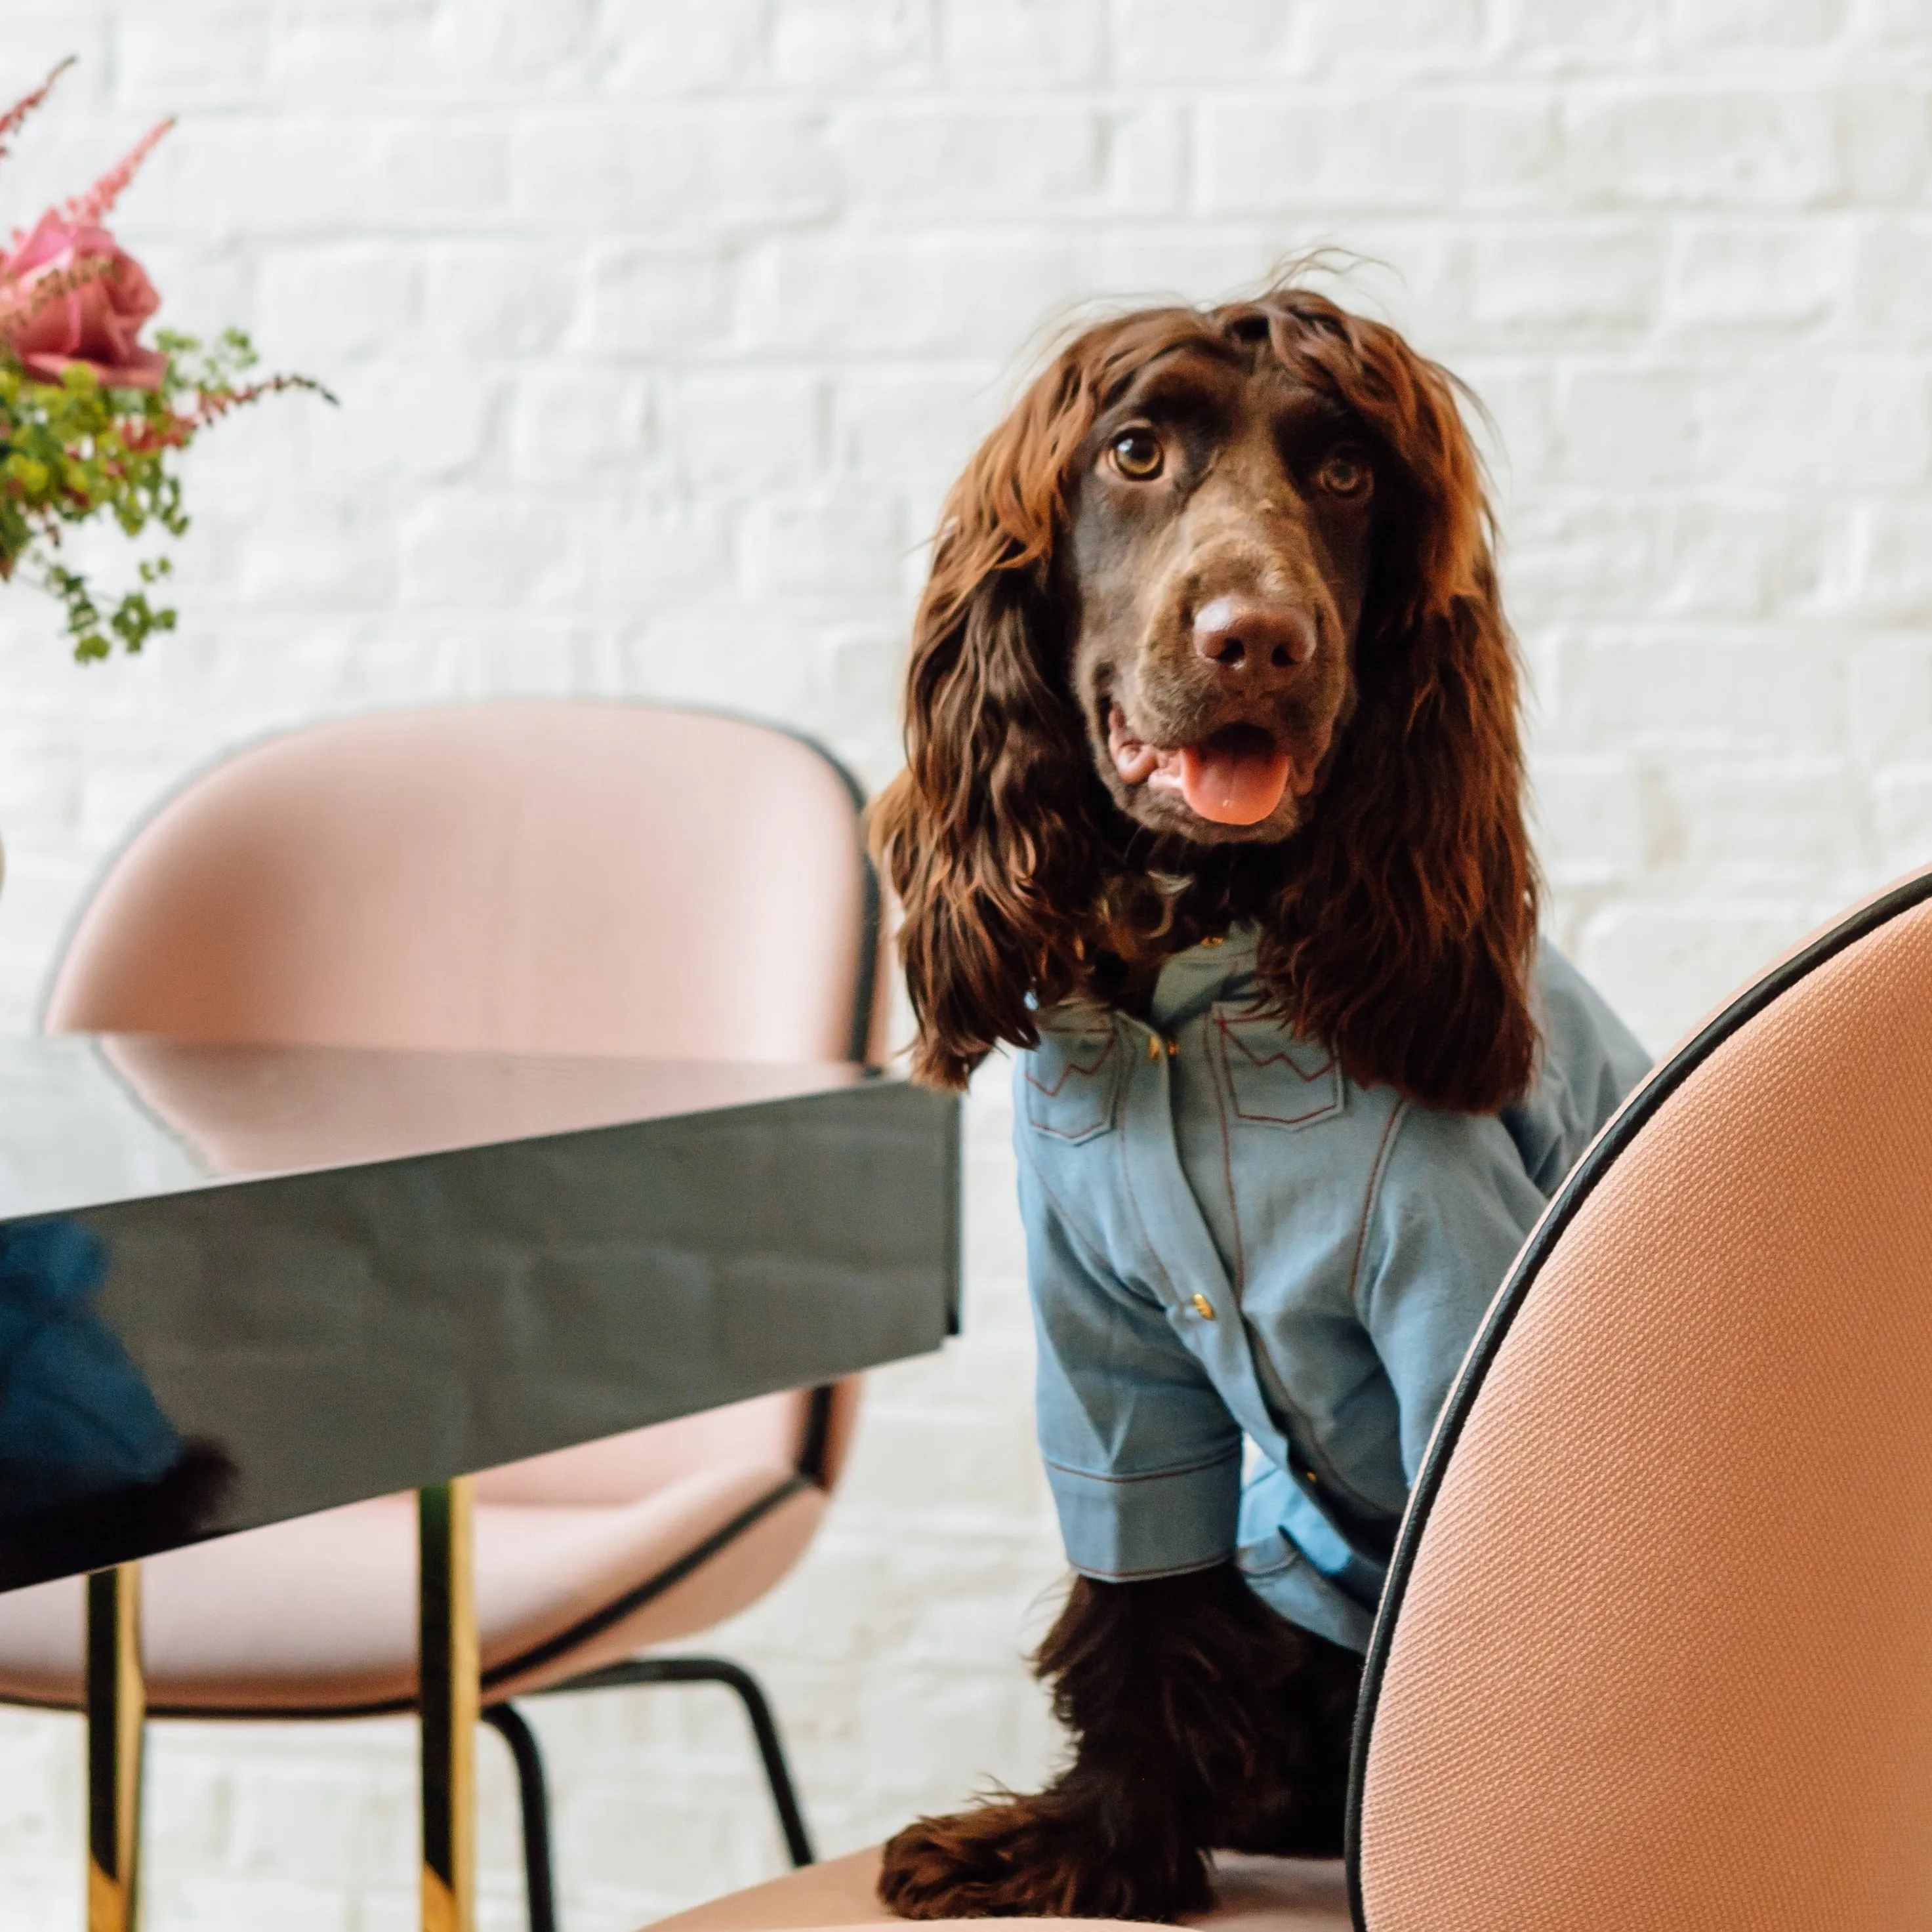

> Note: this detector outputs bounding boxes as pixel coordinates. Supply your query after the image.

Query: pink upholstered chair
[634,863,1932,1932]
[3,701,888,1931]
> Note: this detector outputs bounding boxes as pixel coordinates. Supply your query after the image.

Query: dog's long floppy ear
[870,345,1116,1091]
[1258,293,1540,1114]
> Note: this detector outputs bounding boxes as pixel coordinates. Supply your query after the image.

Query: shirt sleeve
[1017,1150,1243,1580]
[1360,949,1651,1487]
[1500,941,1655,1196]
[1354,1106,1550,1484]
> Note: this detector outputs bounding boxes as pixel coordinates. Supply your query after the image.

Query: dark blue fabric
[0,1218,183,1514]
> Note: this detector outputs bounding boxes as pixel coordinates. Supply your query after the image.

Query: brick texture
[0,4,1928,1928]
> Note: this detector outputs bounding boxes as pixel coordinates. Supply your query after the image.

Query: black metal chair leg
[483,1700,559,1932]
[700,1658,815,1869]
[541,1656,815,1866]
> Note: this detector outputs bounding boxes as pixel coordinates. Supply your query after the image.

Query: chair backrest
[1351,870,1932,1932]
[43,701,879,1499]
[44,701,880,1064]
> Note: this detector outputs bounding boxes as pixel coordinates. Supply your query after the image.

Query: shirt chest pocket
[1213,1003,1344,1130]
[1024,1016,1123,1144]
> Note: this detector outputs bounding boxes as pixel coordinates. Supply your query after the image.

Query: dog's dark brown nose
[1192,595,1317,675]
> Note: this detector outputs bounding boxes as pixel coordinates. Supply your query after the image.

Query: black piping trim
[477,1474,811,1694]
[796,1384,836,1487]
[35,1475,815,1723]
[848,810,884,1069]
[1342,867,1932,1932]
[942,1096,963,1336]
[775,709,883,1067]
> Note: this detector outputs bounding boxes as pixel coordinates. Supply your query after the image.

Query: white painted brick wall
[0,3,1926,1927]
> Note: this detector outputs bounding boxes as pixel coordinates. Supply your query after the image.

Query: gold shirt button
[1190,1292,1216,1320]
[1146,1036,1162,1062]
[1166,1038,1178,1059]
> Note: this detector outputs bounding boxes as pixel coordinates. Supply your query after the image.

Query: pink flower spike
[0,56,77,163]
[63,115,174,228]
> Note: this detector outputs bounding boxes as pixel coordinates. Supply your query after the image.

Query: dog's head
[874,283,1539,1111]
[1068,303,1380,848]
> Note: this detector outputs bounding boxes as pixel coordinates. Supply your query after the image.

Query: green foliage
[0,329,330,661]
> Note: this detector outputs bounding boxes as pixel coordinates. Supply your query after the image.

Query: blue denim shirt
[1014,930,1649,1652]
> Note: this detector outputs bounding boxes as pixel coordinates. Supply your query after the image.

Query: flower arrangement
[0,59,329,661]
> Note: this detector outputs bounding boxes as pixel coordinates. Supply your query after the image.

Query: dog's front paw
[876,1796,1208,1922]
[877,1801,1045,1920]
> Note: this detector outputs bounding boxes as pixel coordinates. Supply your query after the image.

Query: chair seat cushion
[645,1846,1350,1932]
[0,1456,823,1712]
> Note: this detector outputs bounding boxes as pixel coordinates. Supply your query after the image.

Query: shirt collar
[1151,923,1262,1033]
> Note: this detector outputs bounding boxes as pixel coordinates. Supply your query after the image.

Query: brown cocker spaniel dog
[871,284,1537,1922]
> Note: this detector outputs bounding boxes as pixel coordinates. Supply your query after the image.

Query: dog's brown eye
[1315,448,1372,499]
[1108,429,1164,482]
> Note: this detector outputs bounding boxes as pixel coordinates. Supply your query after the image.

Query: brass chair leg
[419,1477,478,1932]
[85,1563,144,1932]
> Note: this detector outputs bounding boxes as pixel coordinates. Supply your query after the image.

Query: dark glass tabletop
[0,1034,958,1592]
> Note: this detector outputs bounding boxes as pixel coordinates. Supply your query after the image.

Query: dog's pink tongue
[1178,737,1294,825]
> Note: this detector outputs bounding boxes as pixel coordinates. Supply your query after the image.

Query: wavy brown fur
[878,1566,1361,1921]
[871,283,1538,1111]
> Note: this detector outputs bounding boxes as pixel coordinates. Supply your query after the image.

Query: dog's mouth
[1107,708,1315,827]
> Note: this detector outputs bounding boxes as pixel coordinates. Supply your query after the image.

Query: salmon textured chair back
[45,701,878,1065]
[1351,869,1932,1931]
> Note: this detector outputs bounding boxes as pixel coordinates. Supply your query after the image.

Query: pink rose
[0,211,167,391]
